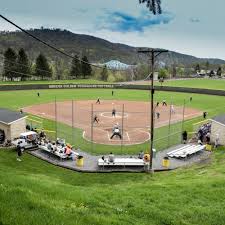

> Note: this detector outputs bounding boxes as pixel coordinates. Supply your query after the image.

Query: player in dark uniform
[203,112,207,119]
[112,108,116,117]
[162,100,167,106]
[93,115,99,123]
[96,97,100,104]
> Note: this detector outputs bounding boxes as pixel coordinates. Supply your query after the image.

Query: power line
[0,14,106,70]
[2,67,34,77]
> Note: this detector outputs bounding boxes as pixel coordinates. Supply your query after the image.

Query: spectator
[215,134,219,148]
[16,145,22,161]
[138,151,144,159]
[182,131,188,144]
[108,152,115,163]
[203,112,207,119]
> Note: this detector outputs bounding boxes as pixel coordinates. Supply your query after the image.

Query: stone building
[0,108,26,143]
[210,115,225,146]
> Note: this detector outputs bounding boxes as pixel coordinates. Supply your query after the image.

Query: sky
[1,0,225,60]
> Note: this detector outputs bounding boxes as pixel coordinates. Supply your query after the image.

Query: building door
[0,129,5,144]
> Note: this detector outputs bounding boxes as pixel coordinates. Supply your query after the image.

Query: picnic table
[98,157,148,167]
[167,144,205,159]
[39,145,79,161]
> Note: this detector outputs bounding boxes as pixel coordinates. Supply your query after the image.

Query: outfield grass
[156,78,225,90]
[0,148,225,225]
[0,89,225,154]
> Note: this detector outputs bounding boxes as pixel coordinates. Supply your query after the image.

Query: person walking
[16,145,23,161]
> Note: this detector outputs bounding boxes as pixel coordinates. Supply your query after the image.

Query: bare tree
[139,0,162,14]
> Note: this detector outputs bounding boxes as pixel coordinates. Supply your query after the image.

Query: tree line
[1,47,92,81]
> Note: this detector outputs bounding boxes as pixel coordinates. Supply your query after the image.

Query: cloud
[97,10,174,32]
[190,18,200,23]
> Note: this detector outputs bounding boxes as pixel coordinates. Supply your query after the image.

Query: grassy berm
[0,148,225,225]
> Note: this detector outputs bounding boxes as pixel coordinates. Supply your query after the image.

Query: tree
[100,65,108,81]
[17,48,30,81]
[195,64,200,73]
[139,0,162,14]
[70,56,81,78]
[171,64,177,78]
[158,68,168,79]
[217,67,222,77]
[205,61,210,72]
[81,56,92,79]
[35,53,52,80]
[3,48,17,81]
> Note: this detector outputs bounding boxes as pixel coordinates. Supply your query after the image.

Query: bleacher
[167,144,205,159]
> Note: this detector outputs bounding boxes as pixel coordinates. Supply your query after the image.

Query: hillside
[0,28,225,66]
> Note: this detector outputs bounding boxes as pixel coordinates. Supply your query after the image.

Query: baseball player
[110,123,122,139]
[171,104,175,114]
[93,115,99,123]
[112,108,116,117]
[162,100,167,106]
[96,97,100,104]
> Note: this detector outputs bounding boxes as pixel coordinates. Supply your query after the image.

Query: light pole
[138,48,168,172]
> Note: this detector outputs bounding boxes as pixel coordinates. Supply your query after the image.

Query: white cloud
[1,0,225,59]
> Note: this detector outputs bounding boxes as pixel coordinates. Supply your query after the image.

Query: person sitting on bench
[108,152,115,163]
[110,124,122,139]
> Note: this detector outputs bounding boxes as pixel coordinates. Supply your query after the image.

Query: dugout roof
[0,108,26,125]
[212,114,225,126]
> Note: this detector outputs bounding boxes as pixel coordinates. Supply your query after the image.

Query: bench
[98,158,148,167]
[167,145,205,159]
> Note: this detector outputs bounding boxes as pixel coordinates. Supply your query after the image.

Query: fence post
[72,100,74,145]
[181,99,186,143]
[121,104,125,153]
[167,100,172,148]
[91,103,94,153]
[55,97,57,140]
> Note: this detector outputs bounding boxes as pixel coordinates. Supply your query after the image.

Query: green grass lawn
[0,88,225,154]
[0,148,225,225]
[156,78,225,90]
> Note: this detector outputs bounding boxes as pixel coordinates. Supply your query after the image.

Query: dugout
[0,108,26,142]
[210,115,225,146]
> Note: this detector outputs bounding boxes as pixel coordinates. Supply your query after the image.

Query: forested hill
[0,28,224,66]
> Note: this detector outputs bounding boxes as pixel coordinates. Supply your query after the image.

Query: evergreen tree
[205,61,210,71]
[195,64,200,73]
[139,0,162,14]
[17,48,30,81]
[81,56,92,79]
[100,65,108,81]
[217,67,222,76]
[3,48,17,81]
[35,53,52,80]
[70,56,81,78]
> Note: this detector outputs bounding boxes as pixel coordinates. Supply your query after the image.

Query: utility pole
[138,48,168,172]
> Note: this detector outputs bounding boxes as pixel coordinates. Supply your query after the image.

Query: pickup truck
[12,131,38,150]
